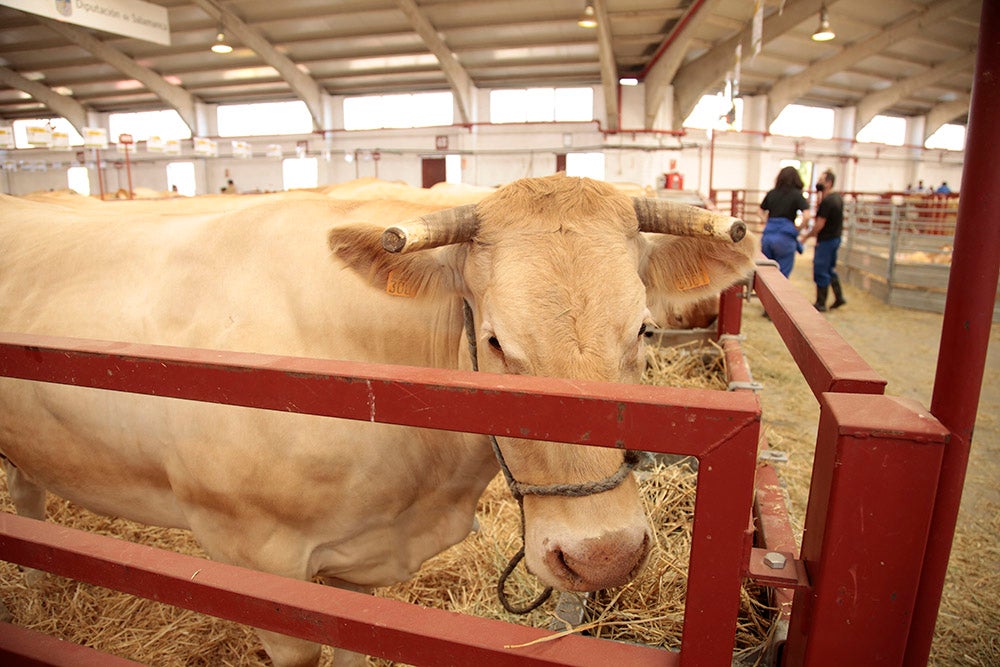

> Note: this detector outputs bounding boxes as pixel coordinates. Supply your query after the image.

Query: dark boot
[814,285,828,312]
[830,276,847,309]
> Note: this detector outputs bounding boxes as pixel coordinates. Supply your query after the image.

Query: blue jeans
[813,237,842,288]
[761,218,801,278]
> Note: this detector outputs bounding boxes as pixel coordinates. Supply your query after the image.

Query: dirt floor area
[739,249,1000,665]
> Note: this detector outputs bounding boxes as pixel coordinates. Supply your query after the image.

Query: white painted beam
[672,0,831,132]
[0,66,89,135]
[766,0,974,126]
[924,95,971,140]
[855,52,976,134]
[39,17,199,132]
[192,0,326,131]
[642,0,724,130]
[594,0,619,131]
[394,0,474,125]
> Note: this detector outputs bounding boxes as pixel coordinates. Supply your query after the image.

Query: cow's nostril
[542,529,650,591]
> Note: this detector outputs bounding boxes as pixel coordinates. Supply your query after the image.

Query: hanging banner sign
[194,137,218,157]
[0,0,171,46]
[82,127,108,149]
[232,140,252,159]
[0,126,14,149]
[26,125,53,146]
[266,144,283,158]
[164,138,181,155]
[52,131,71,150]
[146,135,165,152]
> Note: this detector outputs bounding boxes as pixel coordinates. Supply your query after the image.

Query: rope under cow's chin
[462,301,640,614]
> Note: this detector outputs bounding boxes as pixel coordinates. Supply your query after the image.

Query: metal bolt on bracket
[763,551,787,569]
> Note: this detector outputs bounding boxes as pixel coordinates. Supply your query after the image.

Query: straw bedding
[0,341,775,665]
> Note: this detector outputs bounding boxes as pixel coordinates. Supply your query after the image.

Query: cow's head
[329,174,755,593]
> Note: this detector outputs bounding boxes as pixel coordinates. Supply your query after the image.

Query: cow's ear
[641,233,757,304]
[328,224,466,299]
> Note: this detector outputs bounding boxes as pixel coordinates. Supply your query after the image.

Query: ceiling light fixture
[211,27,233,54]
[577,1,597,29]
[811,6,835,42]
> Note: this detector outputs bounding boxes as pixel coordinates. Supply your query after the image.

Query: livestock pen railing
[0,276,952,666]
[840,198,1000,321]
[0,330,768,666]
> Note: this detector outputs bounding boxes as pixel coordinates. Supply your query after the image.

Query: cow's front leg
[317,577,372,667]
[3,457,48,584]
[256,630,324,667]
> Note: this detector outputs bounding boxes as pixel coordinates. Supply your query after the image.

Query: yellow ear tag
[386,270,418,298]
[673,264,711,291]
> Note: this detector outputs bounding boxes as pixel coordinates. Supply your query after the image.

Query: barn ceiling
[0,0,982,135]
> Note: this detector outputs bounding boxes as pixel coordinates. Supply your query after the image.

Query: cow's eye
[638,323,648,337]
[488,336,502,352]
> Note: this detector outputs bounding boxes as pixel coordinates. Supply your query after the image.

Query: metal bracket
[758,450,789,463]
[727,380,764,392]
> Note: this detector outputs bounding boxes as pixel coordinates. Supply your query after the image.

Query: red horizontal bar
[753,265,886,398]
[0,622,147,667]
[0,332,758,457]
[0,513,673,667]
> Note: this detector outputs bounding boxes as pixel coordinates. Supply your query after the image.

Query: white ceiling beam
[642,0,724,129]
[191,0,326,131]
[766,0,974,126]
[855,52,976,134]
[924,95,971,140]
[394,0,473,125]
[593,0,619,131]
[38,17,199,132]
[0,66,89,134]
[671,0,832,131]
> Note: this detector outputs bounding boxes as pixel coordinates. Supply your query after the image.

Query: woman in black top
[759,166,810,277]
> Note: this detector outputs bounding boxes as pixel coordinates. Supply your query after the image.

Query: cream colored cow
[0,174,754,666]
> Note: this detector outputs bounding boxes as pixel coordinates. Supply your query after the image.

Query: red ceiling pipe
[907,1,1000,663]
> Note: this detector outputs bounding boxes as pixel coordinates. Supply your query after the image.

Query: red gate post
[716,284,744,338]
[906,2,1000,663]
[782,394,948,665]
[680,413,760,665]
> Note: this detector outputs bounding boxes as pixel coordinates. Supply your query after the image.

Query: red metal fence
[0,330,766,666]
[0,272,954,665]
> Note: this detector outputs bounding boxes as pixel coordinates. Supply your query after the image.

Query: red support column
[908,2,1000,663]
[783,394,948,665]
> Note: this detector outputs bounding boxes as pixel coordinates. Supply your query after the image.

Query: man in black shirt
[799,169,846,311]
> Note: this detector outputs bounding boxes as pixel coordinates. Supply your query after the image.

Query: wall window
[166,162,196,196]
[856,115,905,146]
[489,87,594,123]
[682,94,743,131]
[566,152,605,180]
[13,118,83,148]
[343,92,454,131]
[283,157,318,190]
[67,166,90,196]
[218,101,313,137]
[925,123,965,151]
[109,110,191,142]
[769,104,834,140]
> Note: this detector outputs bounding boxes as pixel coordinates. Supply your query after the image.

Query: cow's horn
[381,204,480,253]
[633,197,746,243]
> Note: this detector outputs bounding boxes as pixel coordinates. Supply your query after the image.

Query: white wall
[0,84,966,198]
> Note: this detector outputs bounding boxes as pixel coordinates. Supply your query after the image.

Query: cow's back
[0,192,487,586]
